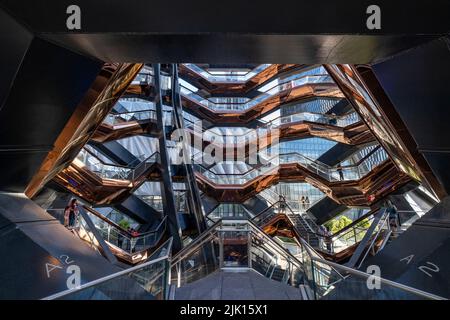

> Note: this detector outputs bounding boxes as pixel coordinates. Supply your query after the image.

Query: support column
[171,64,207,234]
[153,63,182,252]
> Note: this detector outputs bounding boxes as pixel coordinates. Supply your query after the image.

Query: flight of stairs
[287,213,321,248]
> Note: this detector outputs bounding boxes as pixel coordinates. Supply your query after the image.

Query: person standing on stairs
[300,196,306,210]
[64,199,79,230]
[279,194,287,215]
[305,196,310,210]
[337,163,344,181]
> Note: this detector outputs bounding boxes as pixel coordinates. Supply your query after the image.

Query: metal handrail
[251,198,388,258]
[295,236,445,300]
[171,220,222,265]
[193,150,388,185]
[355,211,390,268]
[180,73,332,111]
[246,220,305,269]
[76,148,160,182]
[182,63,271,83]
[80,206,167,249]
[41,238,173,300]
[78,147,131,169]
[109,108,172,117]
[302,243,446,300]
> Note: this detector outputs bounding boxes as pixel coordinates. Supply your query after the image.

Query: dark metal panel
[0,149,50,192]
[0,37,102,192]
[0,38,101,147]
[0,193,123,299]
[39,34,437,64]
[2,0,449,34]
[90,140,139,167]
[113,194,161,225]
[308,196,348,225]
[243,196,271,217]
[360,196,450,298]
[0,7,33,111]
[317,143,359,166]
[372,37,450,193]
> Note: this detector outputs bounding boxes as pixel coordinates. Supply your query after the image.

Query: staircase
[287,213,320,248]
[258,188,321,248]
[269,266,287,282]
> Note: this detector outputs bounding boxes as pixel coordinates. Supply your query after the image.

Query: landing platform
[174,270,304,300]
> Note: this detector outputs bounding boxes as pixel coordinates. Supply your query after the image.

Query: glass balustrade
[75,148,159,181]
[249,197,391,260]
[46,219,442,300]
[180,73,333,111]
[76,148,132,180]
[47,206,167,256]
[44,238,173,300]
[103,109,173,126]
[194,147,388,185]
[182,64,272,83]
[195,161,279,184]
[131,72,153,85]
[319,209,390,255]
[130,70,171,90]
[184,111,360,148]
[82,208,167,254]
[295,236,442,300]
[275,111,360,127]
[170,220,305,290]
[103,110,156,125]
[137,191,187,213]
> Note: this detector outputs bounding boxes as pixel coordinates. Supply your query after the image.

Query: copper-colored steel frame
[260,213,386,263]
[179,83,344,124]
[55,154,409,207]
[25,63,144,198]
[195,160,410,205]
[179,64,302,94]
[324,64,446,200]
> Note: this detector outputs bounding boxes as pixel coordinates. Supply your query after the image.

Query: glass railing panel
[247,221,305,287]
[322,209,389,255]
[196,161,278,185]
[133,217,167,253]
[76,148,132,180]
[275,111,359,128]
[291,233,444,300]
[103,110,157,126]
[180,74,334,111]
[195,147,388,186]
[74,213,103,253]
[137,192,187,213]
[128,152,160,181]
[308,256,442,300]
[183,64,271,83]
[81,208,166,254]
[171,234,221,288]
[208,204,250,221]
[131,72,153,85]
[47,239,173,300]
[103,109,172,126]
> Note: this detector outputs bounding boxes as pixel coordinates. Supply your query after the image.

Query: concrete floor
[174,270,304,300]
